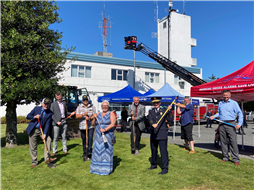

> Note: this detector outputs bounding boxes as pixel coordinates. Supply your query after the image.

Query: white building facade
[0,11,206,117]
[157,11,198,94]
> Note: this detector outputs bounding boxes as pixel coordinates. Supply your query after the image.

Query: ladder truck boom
[124,36,207,86]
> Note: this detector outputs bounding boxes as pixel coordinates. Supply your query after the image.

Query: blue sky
[50,1,253,80]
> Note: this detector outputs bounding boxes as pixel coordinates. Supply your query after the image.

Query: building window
[174,75,178,84]
[163,21,167,29]
[111,69,128,81]
[71,65,91,78]
[145,72,159,83]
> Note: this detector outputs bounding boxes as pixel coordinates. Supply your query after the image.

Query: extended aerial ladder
[124,36,207,86]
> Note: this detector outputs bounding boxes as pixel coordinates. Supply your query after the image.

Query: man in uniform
[206,109,213,128]
[76,95,96,161]
[128,97,145,155]
[148,97,173,175]
[26,98,57,168]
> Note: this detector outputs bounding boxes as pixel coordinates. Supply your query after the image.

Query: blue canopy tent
[139,83,200,140]
[98,85,143,103]
[142,89,155,96]
[139,83,199,105]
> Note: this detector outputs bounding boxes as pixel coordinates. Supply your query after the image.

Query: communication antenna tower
[99,3,111,52]
[183,0,185,15]
[152,1,158,38]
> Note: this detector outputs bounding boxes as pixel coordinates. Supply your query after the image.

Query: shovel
[37,118,56,168]
[83,122,91,162]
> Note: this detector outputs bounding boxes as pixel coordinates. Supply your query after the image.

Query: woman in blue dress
[90,100,116,175]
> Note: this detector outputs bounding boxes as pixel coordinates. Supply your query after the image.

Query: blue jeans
[80,128,94,156]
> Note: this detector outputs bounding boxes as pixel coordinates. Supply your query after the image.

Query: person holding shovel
[76,95,96,161]
[128,97,145,156]
[26,98,57,168]
[148,97,173,175]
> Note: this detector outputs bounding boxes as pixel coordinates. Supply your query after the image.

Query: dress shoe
[158,171,168,175]
[189,150,195,154]
[234,162,240,166]
[51,153,55,156]
[31,165,36,168]
[64,151,69,154]
[134,150,139,156]
[219,160,227,162]
[148,166,157,170]
[83,157,91,162]
[45,157,57,164]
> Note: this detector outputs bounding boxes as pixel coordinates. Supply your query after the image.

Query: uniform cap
[151,97,161,103]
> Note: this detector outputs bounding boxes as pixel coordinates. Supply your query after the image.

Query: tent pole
[198,105,201,138]
[241,100,244,150]
[173,105,176,140]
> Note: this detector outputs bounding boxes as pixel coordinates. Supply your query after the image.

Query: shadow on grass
[139,144,146,150]
[148,155,164,170]
[1,132,39,148]
[37,143,80,165]
[113,155,122,172]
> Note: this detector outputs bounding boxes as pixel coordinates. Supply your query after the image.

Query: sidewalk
[120,122,254,160]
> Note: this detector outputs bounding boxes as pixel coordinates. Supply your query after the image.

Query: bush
[1,116,30,124]
[1,117,6,124]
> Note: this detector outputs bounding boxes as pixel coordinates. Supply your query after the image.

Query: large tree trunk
[5,101,17,148]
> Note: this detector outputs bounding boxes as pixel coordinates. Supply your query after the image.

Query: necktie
[135,106,137,117]
[41,110,45,126]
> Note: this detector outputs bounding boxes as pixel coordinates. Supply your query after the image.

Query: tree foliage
[1,1,75,147]
[208,74,220,81]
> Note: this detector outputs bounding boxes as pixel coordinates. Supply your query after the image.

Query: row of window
[71,65,160,83]
[71,65,91,78]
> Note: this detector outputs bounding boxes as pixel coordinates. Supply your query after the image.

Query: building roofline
[67,52,201,74]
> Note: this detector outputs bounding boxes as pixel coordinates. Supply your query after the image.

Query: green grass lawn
[1,124,254,190]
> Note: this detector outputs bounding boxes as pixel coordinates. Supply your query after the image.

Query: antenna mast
[99,3,111,52]
[183,0,185,15]
[152,1,158,38]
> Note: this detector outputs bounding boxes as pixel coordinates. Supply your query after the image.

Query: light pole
[167,0,173,84]
[133,50,136,89]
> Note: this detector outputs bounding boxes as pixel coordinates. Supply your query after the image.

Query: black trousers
[121,120,127,132]
[130,121,142,150]
[150,138,168,172]
[80,128,94,156]
[243,120,248,127]
[206,119,212,128]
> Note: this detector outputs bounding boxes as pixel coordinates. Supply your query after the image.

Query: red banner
[191,61,254,101]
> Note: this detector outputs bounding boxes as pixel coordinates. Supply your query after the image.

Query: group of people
[26,89,244,175]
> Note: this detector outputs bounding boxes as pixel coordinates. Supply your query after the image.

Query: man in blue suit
[26,98,56,168]
[148,97,173,175]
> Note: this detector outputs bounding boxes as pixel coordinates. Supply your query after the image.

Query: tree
[208,74,220,80]
[1,1,75,147]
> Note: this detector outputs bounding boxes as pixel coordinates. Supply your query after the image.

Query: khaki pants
[29,128,52,165]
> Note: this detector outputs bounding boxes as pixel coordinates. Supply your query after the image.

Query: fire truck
[124,36,218,123]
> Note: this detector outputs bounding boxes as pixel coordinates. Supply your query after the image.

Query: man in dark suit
[128,97,145,155]
[148,97,173,175]
[26,98,56,168]
[120,107,128,132]
[206,109,213,128]
[50,92,68,156]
